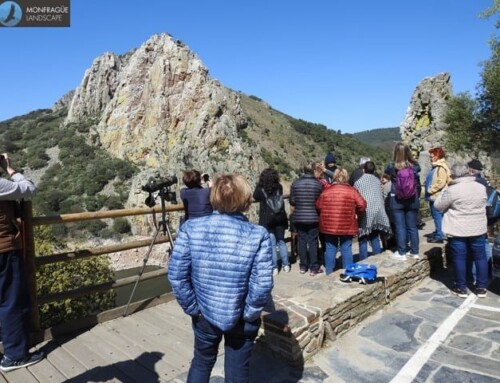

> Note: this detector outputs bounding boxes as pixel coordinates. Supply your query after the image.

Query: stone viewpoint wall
[255,247,443,365]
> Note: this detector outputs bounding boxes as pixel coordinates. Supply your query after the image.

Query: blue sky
[0,0,497,133]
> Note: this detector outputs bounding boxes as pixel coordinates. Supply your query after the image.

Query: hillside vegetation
[239,94,391,176]
[352,127,400,151]
[0,96,391,234]
[0,108,137,238]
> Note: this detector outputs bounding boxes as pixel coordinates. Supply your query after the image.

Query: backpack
[262,189,284,214]
[394,166,417,199]
[486,185,500,224]
[340,263,378,284]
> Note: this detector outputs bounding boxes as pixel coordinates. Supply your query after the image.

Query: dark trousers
[187,316,261,383]
[295,222,319,271]
[0,250,30,360]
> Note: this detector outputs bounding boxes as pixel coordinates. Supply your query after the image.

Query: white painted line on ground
[389,294,478,383]
[471,303,500,312]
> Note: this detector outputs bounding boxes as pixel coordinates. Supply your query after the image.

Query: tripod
[123,187,175,316]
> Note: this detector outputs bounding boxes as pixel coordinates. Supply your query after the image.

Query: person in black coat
[290,162,324,275]
[253,168,289,275]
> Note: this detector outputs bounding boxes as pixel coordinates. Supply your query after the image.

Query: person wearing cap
[323,152,337,184]
[467,159,488,187]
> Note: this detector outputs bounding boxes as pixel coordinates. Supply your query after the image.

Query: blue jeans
[269,226,289,268]
[295,223,319,271]
[449,235,488,290]
[0,250,31,360]
[429,201,444,240]
[358,232,382,260]
[187,315,261,383]
[391,197,419,255]
[467,237,492,284]
[324,234,353,275]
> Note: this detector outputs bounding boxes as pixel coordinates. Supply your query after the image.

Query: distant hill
[352,127,400,151]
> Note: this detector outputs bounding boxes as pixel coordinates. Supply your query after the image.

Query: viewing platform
[0,225,453,383]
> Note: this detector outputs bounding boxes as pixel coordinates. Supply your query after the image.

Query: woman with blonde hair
[168,174,274,382]
[384,143,421,260]
[316,168,367,275]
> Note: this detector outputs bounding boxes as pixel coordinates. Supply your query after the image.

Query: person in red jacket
[316,168,367,275]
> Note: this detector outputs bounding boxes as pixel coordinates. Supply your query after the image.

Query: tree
[444,3,500,153]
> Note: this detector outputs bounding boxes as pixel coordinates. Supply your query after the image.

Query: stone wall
[255,247,443,365]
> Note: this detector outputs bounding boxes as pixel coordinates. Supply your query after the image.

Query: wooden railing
[24,201,188,341]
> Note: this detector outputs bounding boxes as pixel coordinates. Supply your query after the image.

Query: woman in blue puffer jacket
[168,174,274,383]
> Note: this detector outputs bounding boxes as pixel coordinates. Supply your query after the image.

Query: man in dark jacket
[290,162,324,275]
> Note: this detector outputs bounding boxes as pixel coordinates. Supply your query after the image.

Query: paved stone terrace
[0,228,468,382]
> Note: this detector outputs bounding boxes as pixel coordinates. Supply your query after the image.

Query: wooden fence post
[22,200,41,332]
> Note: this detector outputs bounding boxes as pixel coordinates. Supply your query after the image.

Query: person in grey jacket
[290,162,324,275]
[434,163,488,298]
[168,174,273,383]
[0,153,43,372]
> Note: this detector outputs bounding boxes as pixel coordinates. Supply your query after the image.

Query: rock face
[65,34,266,221]
[400,72,492,178]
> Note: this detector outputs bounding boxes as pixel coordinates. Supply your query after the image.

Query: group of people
[0,140,493,381]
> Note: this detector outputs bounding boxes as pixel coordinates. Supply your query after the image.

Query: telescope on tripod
[123,175,178,316]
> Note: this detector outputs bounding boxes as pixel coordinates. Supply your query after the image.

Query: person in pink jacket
[316,168,367,275]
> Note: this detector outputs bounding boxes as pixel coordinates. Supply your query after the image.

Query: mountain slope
[0,33,391,232]
[352,127,400,151]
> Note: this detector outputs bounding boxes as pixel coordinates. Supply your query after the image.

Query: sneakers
[451,287,468,298]
[475,288,487,298]
[427,237,444,244]
[408,253,420,259]
[0,351,44,372]
[391,251,407,260]
[299,267,307,274]
[272,268,278,277]
[309,268,324,276]
[283,265,290,273]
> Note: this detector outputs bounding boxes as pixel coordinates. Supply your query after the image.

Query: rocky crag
[400,72,492,178]
[65,34,264,208]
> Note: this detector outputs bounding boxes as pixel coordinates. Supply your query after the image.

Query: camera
[142,175,178,207]
[141,175,177,193]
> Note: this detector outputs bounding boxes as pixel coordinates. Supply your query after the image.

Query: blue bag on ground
[340,263,378,284]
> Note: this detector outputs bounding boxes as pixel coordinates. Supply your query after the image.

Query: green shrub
[34,225,116,329]
[113,218,131,234]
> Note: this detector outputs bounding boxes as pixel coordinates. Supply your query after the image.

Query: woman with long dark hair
[253,168,290,275]
[384,143,421,260]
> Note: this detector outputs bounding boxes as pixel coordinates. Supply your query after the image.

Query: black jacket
[253,185,288,229]
[290,174,323,224]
